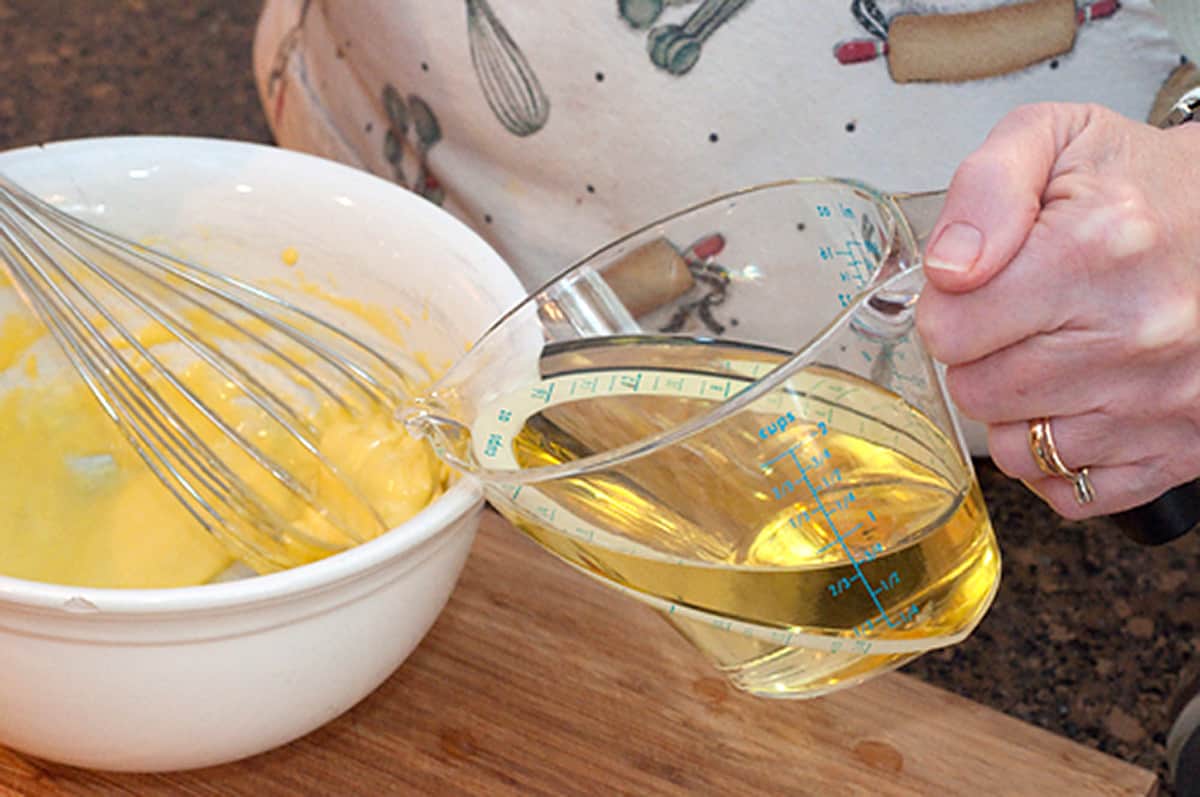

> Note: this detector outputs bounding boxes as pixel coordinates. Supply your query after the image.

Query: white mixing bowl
[0,137,524,771]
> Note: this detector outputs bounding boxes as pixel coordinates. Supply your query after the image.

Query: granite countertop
[0,0,1196,789]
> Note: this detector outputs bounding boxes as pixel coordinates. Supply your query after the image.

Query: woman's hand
[916,102,1200,519]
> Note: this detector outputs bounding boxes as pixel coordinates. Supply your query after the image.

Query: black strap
[1110,480,1200,545]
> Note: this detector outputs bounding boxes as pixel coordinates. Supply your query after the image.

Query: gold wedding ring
[1028,417,1095,505]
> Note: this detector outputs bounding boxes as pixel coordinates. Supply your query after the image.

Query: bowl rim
[0,135,518,613]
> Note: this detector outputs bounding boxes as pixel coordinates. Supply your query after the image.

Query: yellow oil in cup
[406,179,1002,698]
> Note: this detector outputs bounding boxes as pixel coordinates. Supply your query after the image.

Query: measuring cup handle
[893,189,948,250]
[1110,480,1200,545]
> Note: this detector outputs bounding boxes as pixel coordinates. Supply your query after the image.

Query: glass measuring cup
[405,178,1000,698]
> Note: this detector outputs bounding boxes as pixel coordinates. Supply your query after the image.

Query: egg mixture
[0,263,446,589]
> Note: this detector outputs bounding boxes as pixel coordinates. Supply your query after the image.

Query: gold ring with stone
[1028,417,1095,505]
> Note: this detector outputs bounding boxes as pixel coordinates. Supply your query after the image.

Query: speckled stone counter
[1,1,1196,789]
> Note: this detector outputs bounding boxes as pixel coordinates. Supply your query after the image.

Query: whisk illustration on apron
[465,0,551,136]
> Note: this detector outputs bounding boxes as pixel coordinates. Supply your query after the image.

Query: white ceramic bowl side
[0,137,524,771]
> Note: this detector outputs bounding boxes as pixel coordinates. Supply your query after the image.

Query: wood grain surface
[0,511,1159,796]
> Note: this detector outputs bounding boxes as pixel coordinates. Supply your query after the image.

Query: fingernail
[926,222,983,273]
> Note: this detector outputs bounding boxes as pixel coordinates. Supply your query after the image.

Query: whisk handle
[1110,479,1200,546]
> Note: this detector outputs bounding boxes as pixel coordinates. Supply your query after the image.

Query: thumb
[923,104,1071,293]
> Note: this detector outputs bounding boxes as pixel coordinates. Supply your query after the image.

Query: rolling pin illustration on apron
[835,0,1120,83]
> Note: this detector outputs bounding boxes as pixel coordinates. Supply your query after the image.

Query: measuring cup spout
[399,401,478,473]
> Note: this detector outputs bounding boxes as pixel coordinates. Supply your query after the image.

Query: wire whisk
[0,178,425,572]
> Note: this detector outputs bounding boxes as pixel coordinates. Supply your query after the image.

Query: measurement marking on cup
[568,376,598,396]
[762,427,907,632]
[814,522,863,553]
[828,572,864,597]
[787,448,896,629]
[471,357,972,659]
[789,489,858,529]
[823,233,879,306]
[854,540,884,564]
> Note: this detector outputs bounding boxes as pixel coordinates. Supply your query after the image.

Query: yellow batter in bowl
[0,270,447,589]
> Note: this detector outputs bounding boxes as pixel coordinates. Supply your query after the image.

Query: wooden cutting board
[0,511,1158,796]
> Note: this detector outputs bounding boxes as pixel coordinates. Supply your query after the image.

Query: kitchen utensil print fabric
[253,0,1181,295]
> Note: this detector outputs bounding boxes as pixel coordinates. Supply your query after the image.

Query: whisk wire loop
[0,178,422,571]
[0,201,350,564]
[37,190,414,407]
[13,197,390,538]
[0,200,294,568]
